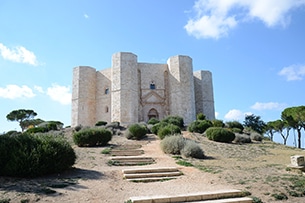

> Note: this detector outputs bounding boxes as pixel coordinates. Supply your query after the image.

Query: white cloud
[215,111,219,119]
[278,65,305,81]
[47,84,71,105]
[0,85,35,99]
[251,102,286,110]
[34,85,44,93]
[84,13,89,19]
[224,109,252,121]
[185,0,305,39]
[0,43,38,66]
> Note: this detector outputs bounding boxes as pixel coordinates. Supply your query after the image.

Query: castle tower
[167,55,196,124]
[193,70,215,120]
[71,66,97,127]
[111,52,139,124]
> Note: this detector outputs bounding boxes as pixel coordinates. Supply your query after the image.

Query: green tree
[243,114,266,134]
[265,120,278,141]
[272,119,290,145]
[6,109,38,132]
[281,106,305,148]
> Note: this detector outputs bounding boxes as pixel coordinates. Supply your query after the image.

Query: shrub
[250,132,263,142]
[196,113,206,120]
[0,133,76,177]
[160,135,185,155]
[187,120,212,134]
[73,128,112,147]
[147,118,159,125]
[157,124,181,139]
[206,127,235,143]
[95,121,107,126]
[212,119,225,127]
[125,123,147,140]
[37,121,63,131]
[181,140,204,159]
[151,122,167,135]
[26,126,48,134]
[232,127,242,133]
[225,121,244,131]
[162,116,184,129]
[74,125,82,132]
[234,134,251,144]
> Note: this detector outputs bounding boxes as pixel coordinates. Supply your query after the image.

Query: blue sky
[0,0,304,146]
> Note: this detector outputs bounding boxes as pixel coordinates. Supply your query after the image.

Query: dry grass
[1,130,305,203]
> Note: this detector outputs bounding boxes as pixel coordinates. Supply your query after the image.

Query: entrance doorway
[147,108,159,120]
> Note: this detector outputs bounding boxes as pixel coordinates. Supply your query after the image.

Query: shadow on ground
[0,167,103,196]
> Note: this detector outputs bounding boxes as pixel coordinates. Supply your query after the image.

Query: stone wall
[71,66,96,127]
[167,55,196,124]
[194,70,215,120]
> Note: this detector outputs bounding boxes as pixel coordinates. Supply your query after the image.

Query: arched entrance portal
[147,108,159,120]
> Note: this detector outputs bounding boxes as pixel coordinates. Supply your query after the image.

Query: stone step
[124,171,182,179]
[111,149,144,156]
[109,156,155,166]
[123,167,180,174]
[190,197,253,203]
[122,167,183,182]
[126,177,177,183]
[129,189,250,203]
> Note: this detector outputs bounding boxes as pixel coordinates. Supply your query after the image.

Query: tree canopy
[6,109,38,131]
[281,106,305,148]
[243,114,266,134]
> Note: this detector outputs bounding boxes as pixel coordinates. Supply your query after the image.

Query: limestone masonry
[71,52,215,127]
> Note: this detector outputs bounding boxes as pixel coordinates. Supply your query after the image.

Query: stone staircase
[122,167,183,182]
[128,189,252,203]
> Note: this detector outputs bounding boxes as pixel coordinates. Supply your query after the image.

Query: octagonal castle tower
[71,52,215,127]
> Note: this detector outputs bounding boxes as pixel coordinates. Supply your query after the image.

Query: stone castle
[71,52,215,127]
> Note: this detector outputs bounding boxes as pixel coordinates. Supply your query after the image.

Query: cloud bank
[184,0,305,39]
[0,85,35,99]
[251,102,286,110]
[224,109,252,121]
[278,64,305,81]
[47,84,71,105]
[0,84,71,105]
[0,43,38,66]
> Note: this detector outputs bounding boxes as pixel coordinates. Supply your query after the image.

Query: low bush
[212,119,225,127]
[125,123,147,140]
[234,134,251,144]
[26,126,48,134]
[162,115,184,129]
[160,135,204,159]
[225,121,244,132]
[232,127,242,134]
[73,128,112,147]
[151,122,167,135]
[180,140,204,159]
[95,121,107,126]
[196,113,206,120]
[0,134,76,177]
[160,135,185,155]
[147,118,159,125]
[250,132,263,142]
[206,127,235,143]
[157,124,181,139]
[187,120,212,134]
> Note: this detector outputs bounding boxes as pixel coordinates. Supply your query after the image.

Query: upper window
[105,88,109,94]
[150,81,155,89]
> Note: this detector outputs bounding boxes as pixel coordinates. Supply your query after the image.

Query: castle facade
[71,52,215,127]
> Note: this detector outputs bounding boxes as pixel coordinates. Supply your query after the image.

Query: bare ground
[1,130,305,203]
